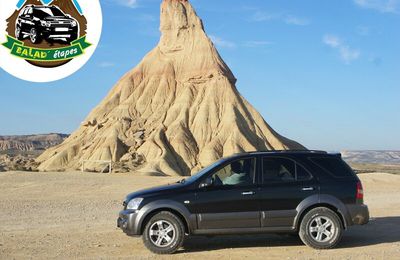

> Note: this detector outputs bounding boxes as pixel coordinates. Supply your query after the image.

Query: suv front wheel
[299,207,343,249]
[15,25,23,40]
[30,28,42,44]
[142,211,185,254]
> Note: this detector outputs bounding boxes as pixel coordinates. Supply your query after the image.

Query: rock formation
[37,0,305,175]
[0,134,68,152]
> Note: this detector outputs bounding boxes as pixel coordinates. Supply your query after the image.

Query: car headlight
[40,21,51,27]
[71,21,77,27]
[126,198,143,210]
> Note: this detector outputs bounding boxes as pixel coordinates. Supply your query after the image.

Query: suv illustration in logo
[15,5,79,44]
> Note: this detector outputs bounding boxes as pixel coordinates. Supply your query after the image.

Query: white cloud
[98,62,116,68]
[339,46,361,63]
[243,41,274,47]
[209,35,236,49]
[252,11,281,22]
[323,35,341,48]
[251,11,310,26]
[354,0,399,13]
[284,15,310,26]
[115,0,139,8]
[323,34,360,64]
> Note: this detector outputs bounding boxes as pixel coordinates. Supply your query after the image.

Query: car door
[17,8,28,32]
[258,156,318,228]
[193,157,260,230]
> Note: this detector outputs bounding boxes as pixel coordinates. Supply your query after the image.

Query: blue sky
[1,0,399,151]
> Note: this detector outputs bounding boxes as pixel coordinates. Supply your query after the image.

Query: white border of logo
[0,0,102,83]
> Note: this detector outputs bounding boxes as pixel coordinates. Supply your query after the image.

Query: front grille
[48,20,71,27]
[50,23,71,28]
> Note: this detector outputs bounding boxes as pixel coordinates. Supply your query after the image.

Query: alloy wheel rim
[149,220,176,247]
[30,29,36,42]
[308,216,335,243]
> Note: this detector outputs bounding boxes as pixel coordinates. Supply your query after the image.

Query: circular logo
[0,0,102,82]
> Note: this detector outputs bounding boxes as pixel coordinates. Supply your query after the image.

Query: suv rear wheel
[299,207,343,249]
[15,26,23,40]
[142,211,185,254]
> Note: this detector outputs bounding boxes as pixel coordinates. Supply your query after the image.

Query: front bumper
[347,204,369,225]
[117,209,141,236]
[41,26,78,39]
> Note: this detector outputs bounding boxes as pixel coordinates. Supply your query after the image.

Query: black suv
[15,5,79,44]
[118,151,369,254]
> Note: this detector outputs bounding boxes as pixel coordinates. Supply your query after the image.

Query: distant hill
[342,150,400,165]
[0,134,68,153]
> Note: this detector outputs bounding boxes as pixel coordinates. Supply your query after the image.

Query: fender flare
[294,194,351,229]
[135,200,195,234]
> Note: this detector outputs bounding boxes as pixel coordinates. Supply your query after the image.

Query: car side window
[262,157,296,183]
[210,158,256,187]
[262,157,313,183]
[20,8,27,16]
[296,164,312,181]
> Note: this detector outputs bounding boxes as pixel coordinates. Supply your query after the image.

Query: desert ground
[0,171,399,259]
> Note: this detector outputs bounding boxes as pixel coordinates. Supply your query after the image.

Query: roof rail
[257,150,327,153]
[282,150,328,153]
[230,150,330,157]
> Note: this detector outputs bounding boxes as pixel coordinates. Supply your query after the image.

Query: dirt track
[0,171,400,259]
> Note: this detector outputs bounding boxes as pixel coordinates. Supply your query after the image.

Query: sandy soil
[0,171,399,259]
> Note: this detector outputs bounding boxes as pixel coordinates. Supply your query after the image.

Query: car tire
[142,211,185,254]
[15,26,23,40]
[30,28,41,44]
[299,207,343,249]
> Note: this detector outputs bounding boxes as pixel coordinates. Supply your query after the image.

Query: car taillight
[356,181,364,200]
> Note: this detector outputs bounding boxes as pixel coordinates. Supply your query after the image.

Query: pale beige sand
[37,0,303,176]
[0,171,399,259]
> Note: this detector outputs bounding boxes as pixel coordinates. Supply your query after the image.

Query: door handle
[241,191,255,195]
[302,187,315,191]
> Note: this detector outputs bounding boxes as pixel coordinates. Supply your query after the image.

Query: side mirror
[66,14,72,18]
[199,177,213,188]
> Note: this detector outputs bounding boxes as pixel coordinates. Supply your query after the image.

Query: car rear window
[311,157,355,178]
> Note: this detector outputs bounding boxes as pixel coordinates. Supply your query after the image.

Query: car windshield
[180,159,226,184]
[33,7,65,19]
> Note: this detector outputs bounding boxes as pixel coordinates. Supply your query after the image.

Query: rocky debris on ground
[0,154,39,172]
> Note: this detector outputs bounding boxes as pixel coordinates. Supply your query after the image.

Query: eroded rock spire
[37,0,304,175]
